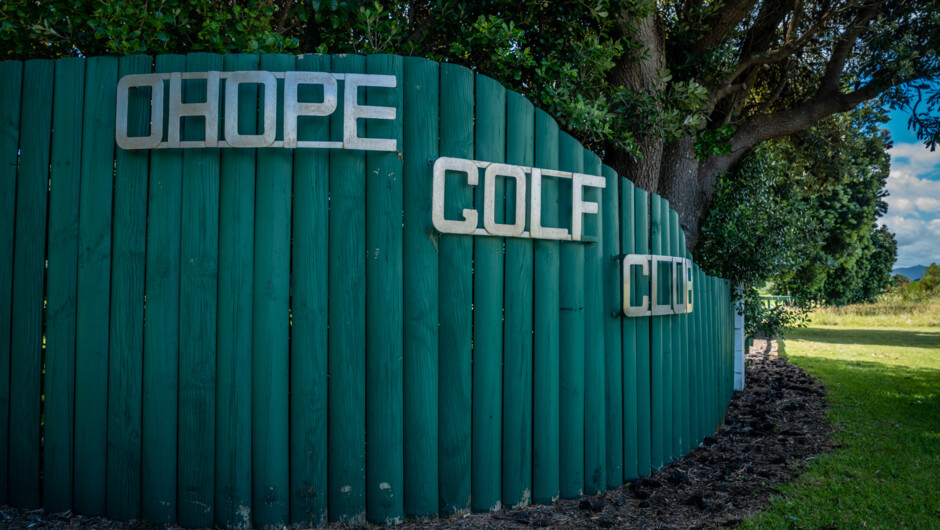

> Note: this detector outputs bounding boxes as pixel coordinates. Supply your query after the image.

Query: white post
[733,283,745,391]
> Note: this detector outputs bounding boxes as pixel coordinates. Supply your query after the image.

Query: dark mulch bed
[2,339,832,529]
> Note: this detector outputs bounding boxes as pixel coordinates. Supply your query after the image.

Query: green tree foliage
[770,105,899,306]
[699,103,897,330]
[0,1,303,56]
[817,225,898,305]
[922,264,940,292]
[697,142,816,287]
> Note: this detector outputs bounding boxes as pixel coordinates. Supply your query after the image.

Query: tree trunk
[604,10,719,255]
[658,137,707,251]
[605,10,665,195]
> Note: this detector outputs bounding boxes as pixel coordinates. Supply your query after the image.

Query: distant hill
[893,265,927,281]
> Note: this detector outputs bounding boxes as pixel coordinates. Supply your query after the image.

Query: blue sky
[879,109,940,269]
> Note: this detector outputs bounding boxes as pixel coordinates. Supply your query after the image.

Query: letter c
[432,157,479,234]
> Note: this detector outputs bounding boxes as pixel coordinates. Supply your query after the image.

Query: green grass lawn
[742,325,940,529]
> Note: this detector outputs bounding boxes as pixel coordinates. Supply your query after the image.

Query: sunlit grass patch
[742,325,940,528]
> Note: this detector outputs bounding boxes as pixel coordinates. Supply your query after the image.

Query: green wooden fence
[0,54,735,527]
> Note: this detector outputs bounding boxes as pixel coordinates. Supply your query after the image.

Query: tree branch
[697,0,759,49]
[275,0,295,34]
[715,1,855,91]
[704,82,749,114]
[817,3,883,95]
[704,79,889,178]
[785,0,802,43]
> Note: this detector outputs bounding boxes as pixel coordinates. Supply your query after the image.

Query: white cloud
[880,215,928,245]
[888,142,940,176]
[879,215,940,268]
[885,196,917,215]
[882,142,940,267]
[914,197,940,212]
[884,171,940,225]
[885,171,940,217]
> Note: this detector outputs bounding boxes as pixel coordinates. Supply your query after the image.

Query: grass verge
[742,325,940,528]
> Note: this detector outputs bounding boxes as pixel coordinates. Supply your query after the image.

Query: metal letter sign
[431,156,606,241]
[622,254,694,316]
[115,71,398,151]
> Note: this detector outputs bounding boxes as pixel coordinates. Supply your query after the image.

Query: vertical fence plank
[660,198,674,463]
[9,59,53,508]
[502,91,534,508]
[713,278,721,429]
[709,274,716,434]
[142,54,185,525]
[725,282,732,404]
[558,132,584,499]
[729,283,734,401]
[705,275,712,430]
[729,284,734,400]
[216,52,258,529]
[177,52,222,528]
[437,62,474,516]
[142,53,185,526]
[649,194,664,470]
[632,187,651,477]
[713,278,720,427]
[724,281,728,405]
[403,56,440,518]
[682,246,692,454]
[252,52,293,528]
[668,208,682,458]
[694,264,704,445]
[602,166,623,489]
[699,269,708,437]
[708,275,714,434]
[471,74,505,512]
[705,274,713,433]
[74,56,118,515]
[365,53,405,524]
[705,273,712,435]
[616,177,649,478]
[290,53,330,526]
[0,60,21,507]
[683,251,693,448]
[532,109,560,505]
[43,57,84,512]
[723,283,729,413]
[709,276,718,431]
[690,263,698,445]
[328,53,367,523]
[583,150,605,495]
[729,283,734,403]
[700,267,708,443]
[106,54,151,521]
[716,279,723,428]
[722,282,727,405]
[717,278,728,404]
